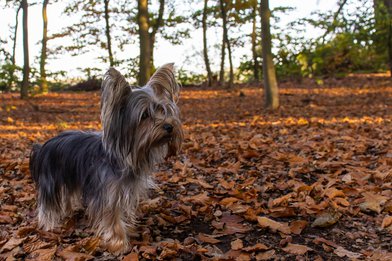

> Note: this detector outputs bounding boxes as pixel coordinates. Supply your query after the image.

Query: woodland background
[0,0,392,260]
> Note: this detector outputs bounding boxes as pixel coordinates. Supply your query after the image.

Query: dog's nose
[163,124,173,133]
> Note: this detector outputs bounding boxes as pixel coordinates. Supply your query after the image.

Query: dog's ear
[101,68,130,111]
[101,68,130,143]
[147,63,180,102]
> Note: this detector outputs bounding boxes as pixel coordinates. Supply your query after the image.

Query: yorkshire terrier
[29,64,183,253]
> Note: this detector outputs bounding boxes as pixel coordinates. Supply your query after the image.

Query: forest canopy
[0,0,391,92]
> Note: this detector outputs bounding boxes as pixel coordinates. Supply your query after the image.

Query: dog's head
[101,64,183,171]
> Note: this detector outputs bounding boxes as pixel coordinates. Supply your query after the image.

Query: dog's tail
[29,143,42,183]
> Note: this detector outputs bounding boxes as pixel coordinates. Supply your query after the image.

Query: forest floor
[0,75,391,260]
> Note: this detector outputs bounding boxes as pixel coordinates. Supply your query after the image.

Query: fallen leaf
[359,192,388,213]
[312,237,339,248]
[324,188,345,199]
[123,252,139,261]
[282,243,312,255]
[0,214,14,224]
[334,246,362,259]
[231,239,243,250]
[181,191,211,205]
[158,248,177,259]
[1,237,24,253]
[196,233,220,244]
[186,177,214,189]
[255,249,276,260]
[57,250,94,261]
[257,216,291,234]
[27,246,57,261]
[242,243,269,252]
[289,220,308,235]
[139,245,157,255]
[311,211,341,228]
[220,197,239,206]
[216,213,251,235]
[381,215,392,229]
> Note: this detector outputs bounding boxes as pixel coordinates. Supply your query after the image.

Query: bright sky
[0,0,338,80]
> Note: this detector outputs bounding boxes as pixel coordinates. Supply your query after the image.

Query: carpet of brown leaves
[0,75,391,260]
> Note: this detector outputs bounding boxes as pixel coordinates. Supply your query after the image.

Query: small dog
[29,64,183,253]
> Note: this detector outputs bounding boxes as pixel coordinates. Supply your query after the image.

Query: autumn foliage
[0,75,391,260]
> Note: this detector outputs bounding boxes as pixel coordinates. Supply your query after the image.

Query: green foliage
[0,62,22,91]
[274,0,387,80]
[177,68,206,86]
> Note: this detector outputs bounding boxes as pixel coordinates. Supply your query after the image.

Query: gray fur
[29,64,183,254]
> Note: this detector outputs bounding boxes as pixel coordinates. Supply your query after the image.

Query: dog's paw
[105,237,129,255]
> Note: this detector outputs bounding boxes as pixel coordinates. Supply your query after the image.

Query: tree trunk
[260,0,279,109]
[12,4,21,67]
[219,0,233,88]
[40,0,49,94]
[385,0,392,76]
[251,0,259,82]
[226,37,233,88]
[219,35,226,85]
[202,0,212,86]
[10,4,22,90]
[21,0,29,99]
[219,0,228,85]
[104,0,114,67]
[137,0,151,86]
[149,0,165,73]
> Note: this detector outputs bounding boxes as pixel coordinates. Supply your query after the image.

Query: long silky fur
[29,64,183,253]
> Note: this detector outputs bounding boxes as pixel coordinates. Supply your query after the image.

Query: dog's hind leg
[36,185,62,230]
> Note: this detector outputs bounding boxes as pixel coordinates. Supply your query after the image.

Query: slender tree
[251,0,260,82]
[21,0,29,99]
[12,3,21,73]
[219,0,233,88]
[40,0,49,93]
[218,1,226,85]
[149,0,164,70]
[202,0,213,86]
[260,0,279,109]
[61,0,118,68]
[137,0,151,85]
[104,0,114,67]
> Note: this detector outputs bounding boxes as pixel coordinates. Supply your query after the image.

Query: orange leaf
[182,191,211,205]
[196,233,221,244]
[28,246,57,261]
[282,243,312,255]
[255,249,276,260]
[381,215,392,229]
[57,250,94,261]
[257,216,291,234]
[289,220,308,235]
[220,197,239,206]
[230,239,243,250]
[359,192,388,213]
[324,188,345,199]
[334,246,362,259]
[242,243,269,252]
[123,252,139,261]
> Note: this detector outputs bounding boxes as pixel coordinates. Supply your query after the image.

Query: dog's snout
[163,123,173,133]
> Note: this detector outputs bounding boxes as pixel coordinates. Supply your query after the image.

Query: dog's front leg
[96,206,129,254]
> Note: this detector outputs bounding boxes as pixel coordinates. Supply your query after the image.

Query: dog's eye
[141,111,149,120]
